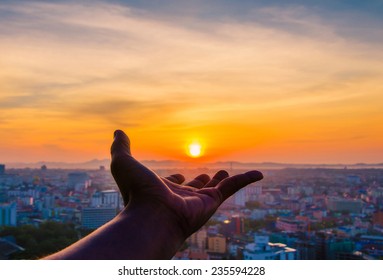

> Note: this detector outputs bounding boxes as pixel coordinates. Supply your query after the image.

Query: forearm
[43,205,185,260]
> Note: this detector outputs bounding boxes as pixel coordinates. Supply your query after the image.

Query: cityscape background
[1,162,383,260]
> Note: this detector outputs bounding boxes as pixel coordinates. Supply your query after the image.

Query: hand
[44,130,263,260]
[111,130,263,238]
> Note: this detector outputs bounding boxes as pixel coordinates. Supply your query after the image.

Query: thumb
[111,129,132,159]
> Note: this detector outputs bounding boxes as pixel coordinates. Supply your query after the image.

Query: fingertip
[186,174,211,188]
[114,129,127,139]
[195,174,211,184]
[113,130,130,144]
[213,170,229,180]
[111,129,131,157]
[169,174,185,184]
[245,170,264,182]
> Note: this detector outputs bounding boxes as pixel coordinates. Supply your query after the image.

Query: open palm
[43,130,263,259]
[111,130,263,237]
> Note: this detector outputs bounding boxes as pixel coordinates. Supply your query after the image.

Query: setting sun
[188,143,202,158]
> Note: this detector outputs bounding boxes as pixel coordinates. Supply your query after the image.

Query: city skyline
[1,165,383,260]
[1,0,383,164]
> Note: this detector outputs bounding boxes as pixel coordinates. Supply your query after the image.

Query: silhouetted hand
[111,130,263,238]
[44,130,263,260]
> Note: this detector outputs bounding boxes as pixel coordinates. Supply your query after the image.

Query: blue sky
[84,1,383,47]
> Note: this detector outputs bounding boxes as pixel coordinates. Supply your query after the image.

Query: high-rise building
[208,235,226,254]
[91,190,121,209]
[67,172,91,192]
[243,235,296,260]
[233,189,246,207]
[326,197,363,213]
[294,239,317,260]
[0,202,17,226]
[314,233,355,260]
[100,190,120,209]
[222,215,245,235]
[189,228,207,250]
[0,164,5,175]
[81,207,117,229]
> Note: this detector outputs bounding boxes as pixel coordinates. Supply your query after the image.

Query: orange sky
[0,1,382,164]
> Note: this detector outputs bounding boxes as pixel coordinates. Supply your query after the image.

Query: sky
[1,0,383,164]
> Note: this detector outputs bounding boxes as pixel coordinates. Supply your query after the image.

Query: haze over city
[1,0,382,164]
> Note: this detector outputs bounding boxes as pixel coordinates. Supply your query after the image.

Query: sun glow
[187,142,203,158]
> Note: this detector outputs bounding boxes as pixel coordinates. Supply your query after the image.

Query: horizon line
[2,158,383,168]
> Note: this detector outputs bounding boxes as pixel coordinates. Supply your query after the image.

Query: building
[294,239,317,260]
[189,228,207,251]
[221,215,245,236]
[373,211,383,227]
[347,175,361,185]
[100,190,121,209]
[81,207,117,229]
[326,197,363,213]
[243,235,296,260]
[0,164,5,175]
[225,188,246,207]
[0,174,23,187]
[314,233,355,260]
[91,190,121,209]
[276,218,307,233]
[0,202,17,226]
[208,235,226,254]
[67,172,91,192]
[313,209,327,221]
[243,183,263,201]
[357,235,383,258]
[43,195,56,209]
[173,250,209,260]
[250,209,268,220]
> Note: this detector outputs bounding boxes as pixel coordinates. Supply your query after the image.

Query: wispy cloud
[0,0,382,162]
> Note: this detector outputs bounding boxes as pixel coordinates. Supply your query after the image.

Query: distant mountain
[4,159,383,170]
[4,159,111,170]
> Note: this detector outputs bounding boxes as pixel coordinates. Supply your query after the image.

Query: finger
[215,170,263,202]
[165,174,185,184]
[204,170,229,188]
[110,130,166,205]
[111,129,132,159]
[185,174,211,189]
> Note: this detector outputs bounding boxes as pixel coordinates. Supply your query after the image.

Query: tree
[0,221,81,259]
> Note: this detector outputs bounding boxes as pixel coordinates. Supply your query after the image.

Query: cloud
[287,135,367,144]
[0,0,382,162]
[1,2,381,96]
[62,98,194,127]
[0,92,55,109]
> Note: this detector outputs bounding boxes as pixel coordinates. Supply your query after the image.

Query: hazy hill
[3,159,383,170]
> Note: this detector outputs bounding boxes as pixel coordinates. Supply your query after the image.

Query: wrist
[118,202,186,259]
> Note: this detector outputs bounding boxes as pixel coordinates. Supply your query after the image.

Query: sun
[188,142,202,158]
